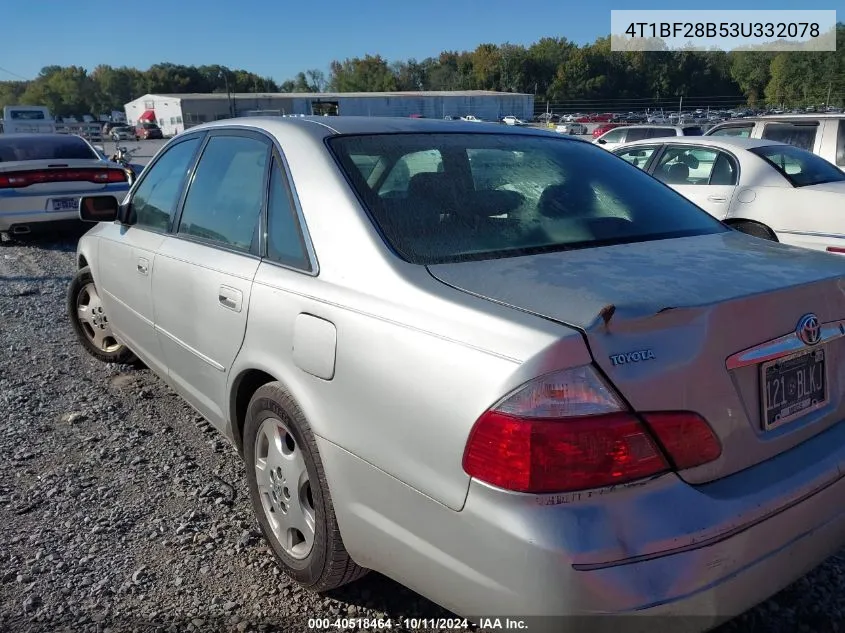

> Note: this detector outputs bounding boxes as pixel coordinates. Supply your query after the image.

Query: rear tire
[729,221,778,242]
[244,382,368,591]
[67,266,137,364]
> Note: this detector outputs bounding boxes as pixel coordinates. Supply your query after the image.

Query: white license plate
[761,347,828,430]
[50,197,80,212]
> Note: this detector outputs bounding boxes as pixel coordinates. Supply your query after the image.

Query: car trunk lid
[427,231,845,484]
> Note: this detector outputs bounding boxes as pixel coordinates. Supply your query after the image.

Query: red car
[135,122,163,140]
[592,122,624,138]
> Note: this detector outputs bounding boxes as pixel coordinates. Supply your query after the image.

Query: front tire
[67,266,137,364]
[244,382,367,591]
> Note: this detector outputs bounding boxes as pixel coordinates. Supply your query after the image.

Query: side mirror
[598,139,607,145]
[79,196,119,223]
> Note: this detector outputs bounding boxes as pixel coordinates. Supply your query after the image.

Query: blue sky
[0,1,838,82]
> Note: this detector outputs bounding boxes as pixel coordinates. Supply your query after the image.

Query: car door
[95,134,204,375]
[650,144,739,219]
[151,130,269,428]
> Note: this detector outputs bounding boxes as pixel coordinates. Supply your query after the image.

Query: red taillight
[0,168,127,189]
[463,410,669,493]
[826,247,845,254]
[462,366,722,494]
[642,412,722,470]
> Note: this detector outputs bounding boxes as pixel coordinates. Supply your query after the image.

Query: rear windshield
[749,144,845,188]
[0,135,98,162]
[328,132,728,264]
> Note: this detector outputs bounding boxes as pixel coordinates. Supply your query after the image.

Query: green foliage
[1,24,842,116]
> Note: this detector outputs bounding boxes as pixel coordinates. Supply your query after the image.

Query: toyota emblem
[796,313,821,346]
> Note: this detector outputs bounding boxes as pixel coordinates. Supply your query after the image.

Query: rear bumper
[320,419,845,630]
[0,188,128,231]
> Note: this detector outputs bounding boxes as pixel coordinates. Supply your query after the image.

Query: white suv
[593,125,704,150]
[704,114,845,171]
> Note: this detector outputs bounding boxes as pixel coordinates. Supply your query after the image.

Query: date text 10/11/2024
[307,617,528,630]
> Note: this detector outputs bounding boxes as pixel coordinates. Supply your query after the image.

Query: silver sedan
[68,116,845,629]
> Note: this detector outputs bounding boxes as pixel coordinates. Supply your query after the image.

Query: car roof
[0,133,86,142]
[187,115,568,141]
[615,136,785,150]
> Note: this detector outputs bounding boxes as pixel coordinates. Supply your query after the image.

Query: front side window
[130,137,201,231]
[707,124,753,138]
[761,123,818,152]
[329,133,727,264]
[598,129,626,144]
[613,146,657,169]
[178,135,269,251]
[750,144,845,188]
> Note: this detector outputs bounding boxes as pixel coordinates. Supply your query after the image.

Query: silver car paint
[75,116,845,624]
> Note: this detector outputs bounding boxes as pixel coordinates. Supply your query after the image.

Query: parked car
[502,116,525,126]
[135,121,163,140]
[111,125,134,141]
[555,122,587,135]
[594,124,704,150]
[613,136,845,252]
[0,133,132,241]
[461,115,483,123]
[704,114,845,172]
[68,116,845,626]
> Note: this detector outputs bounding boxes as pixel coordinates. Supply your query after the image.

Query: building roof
[148,90,534,100]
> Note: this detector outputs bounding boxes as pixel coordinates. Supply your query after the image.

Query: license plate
[50,197,80,212]
[761,348,827,430]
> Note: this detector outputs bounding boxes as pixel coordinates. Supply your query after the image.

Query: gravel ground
[2,231,845,633]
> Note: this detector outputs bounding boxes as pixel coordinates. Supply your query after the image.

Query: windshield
[749,144,845,188]
[141,123,160,129]
[328,132,728,264]
[0,136,98,162]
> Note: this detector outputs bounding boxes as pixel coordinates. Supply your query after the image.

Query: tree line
[0,24,842,118]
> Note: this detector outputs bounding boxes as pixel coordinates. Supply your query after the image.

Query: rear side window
[0,135,97,161]
[836,123,845,167]
[266,158,311,271]
[329,133,727,264]
[707,124,753,138]
[750,144,845,188]
[178,135,269,252]
[761,123,818,152]
[682,127,703,136]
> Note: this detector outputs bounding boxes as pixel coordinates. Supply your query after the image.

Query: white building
[124,90,535,136]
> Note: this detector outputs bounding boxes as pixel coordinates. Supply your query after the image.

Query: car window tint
[837,123,845,167]
[614,147,656,169]
[131,137,201,231]
[178,135,269,251]
[624,128,652,142]
[328,133,727,265]
[0,135,98,161]
[707,125,753,138]
[645,128,677,140]
[750,144,845,187]
[654,146,720,185]
[761,123,818,152]
[378,149,443,196]
[267,159,310,270]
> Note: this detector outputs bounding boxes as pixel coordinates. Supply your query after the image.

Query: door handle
[218,285,243,312]
[137,257,148,275]
[707,195,727,202]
